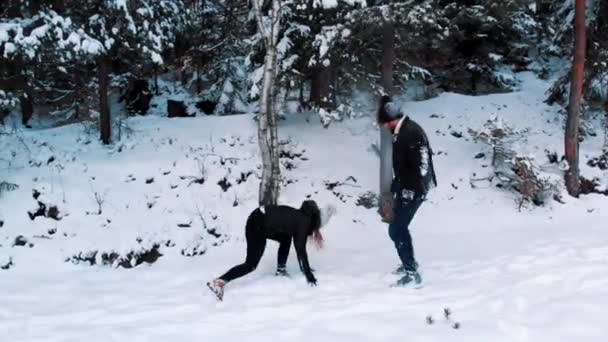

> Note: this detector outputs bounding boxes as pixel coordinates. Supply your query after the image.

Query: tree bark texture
[379,17,395,222]
[565,0,586,197]
[254,0,281,206]
[19,93,33,127]
[309,65,336,110]
[98,55,111,145]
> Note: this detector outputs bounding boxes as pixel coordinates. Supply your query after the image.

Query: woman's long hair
[300,200,323,249]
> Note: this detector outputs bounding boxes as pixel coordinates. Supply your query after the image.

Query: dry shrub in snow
[469,117,559,208]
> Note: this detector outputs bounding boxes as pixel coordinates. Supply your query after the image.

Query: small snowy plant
[469,116,559,208]
[317,103,361,128]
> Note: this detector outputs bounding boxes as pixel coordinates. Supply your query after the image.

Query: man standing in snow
[377,95,437,287]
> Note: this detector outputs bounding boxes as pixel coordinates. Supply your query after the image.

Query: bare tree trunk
[533,0,549,64]
[254,0,282,206]
[379,17,395,222]
[73,70,81,120]
[19,67,33,127]
[564,0,586,197]
[98,55,111,145]
[604,102,608,151]
[309,65,336,110]
[381,20,395,96]
[196,60,202,94]
[258,49,280,206]
[52,0,66,12]
[73,64,88,120]
[154,64,160,96]
[298,79,306,110]
[19,93,33,127]
[536,0,551,16]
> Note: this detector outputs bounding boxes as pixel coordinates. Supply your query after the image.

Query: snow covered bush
[469,116,559,208]
[203,57,249,115]
[469,116,526,169]
[0,181,19,198]
[0,255,13,270]
[0,1,186,127]
[176,0,251,115]
[67,244,163,269]
[316,103,362,128]
[511,157,560,208]
[0,90,18,111]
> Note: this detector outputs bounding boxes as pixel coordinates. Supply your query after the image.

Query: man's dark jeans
[388,192,424,272]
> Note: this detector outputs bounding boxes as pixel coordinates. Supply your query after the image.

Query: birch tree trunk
[379,15,395,222]
[565,0,586,197]
[254,0,282,206]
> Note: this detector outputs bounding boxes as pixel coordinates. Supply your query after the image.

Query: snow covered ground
[1,73,608,341]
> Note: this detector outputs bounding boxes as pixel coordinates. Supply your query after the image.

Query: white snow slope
[1,73,608,341]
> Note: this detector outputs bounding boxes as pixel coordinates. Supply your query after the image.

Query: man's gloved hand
[401,189,415,201]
